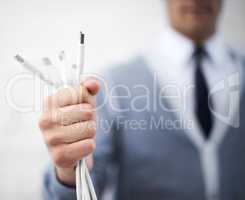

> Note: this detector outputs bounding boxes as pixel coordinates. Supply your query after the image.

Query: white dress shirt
[144,27,243,200]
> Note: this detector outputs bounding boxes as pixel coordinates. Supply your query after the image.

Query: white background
[0,0,245,199]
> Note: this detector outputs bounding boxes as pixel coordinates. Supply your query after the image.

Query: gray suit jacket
[43,53,245,200]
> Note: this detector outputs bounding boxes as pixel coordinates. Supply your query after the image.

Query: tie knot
[193,45,207,58]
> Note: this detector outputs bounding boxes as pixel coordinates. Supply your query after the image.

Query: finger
[39,104,94,129]
[45,121,96,145]
[83,78,100,96]
[85,154,94,170]
[45,85,94,109]
[52,139,96,168]
[58,104,95,125]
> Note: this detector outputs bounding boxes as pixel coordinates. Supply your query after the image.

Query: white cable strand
[76,162,82,200]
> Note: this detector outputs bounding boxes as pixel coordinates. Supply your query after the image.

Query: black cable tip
[15,54,24,63]
[80,32,85,44]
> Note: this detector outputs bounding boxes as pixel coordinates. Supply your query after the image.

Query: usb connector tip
[80,32,85,44]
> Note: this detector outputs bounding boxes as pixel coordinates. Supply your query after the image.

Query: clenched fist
[39,78,100,186]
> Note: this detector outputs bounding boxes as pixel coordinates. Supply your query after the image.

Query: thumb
[83,78,100,96]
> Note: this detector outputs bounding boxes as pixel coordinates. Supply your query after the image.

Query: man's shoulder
[226,46,245,65]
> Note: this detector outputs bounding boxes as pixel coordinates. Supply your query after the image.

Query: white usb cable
[75,32,97,200]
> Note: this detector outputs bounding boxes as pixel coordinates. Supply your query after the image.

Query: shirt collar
[152,26,226,66]
[162,27,194,65]
[205,33,227,65]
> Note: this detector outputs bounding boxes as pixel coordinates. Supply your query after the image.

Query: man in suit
[40,0,245,199]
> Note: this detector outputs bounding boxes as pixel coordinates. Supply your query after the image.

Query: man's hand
[39,78,100,186]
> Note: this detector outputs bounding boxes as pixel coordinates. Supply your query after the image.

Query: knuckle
[46,134,60,146]
[83,110,93,120]
[88,124,96,138]
[88,140,96,152]
[39,113,51,129]
[82,121,96,138]
[81,104,94,119]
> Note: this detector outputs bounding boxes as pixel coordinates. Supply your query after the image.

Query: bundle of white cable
[14,32,97,200]
[59,33,97,200]
[76,160,97,200]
